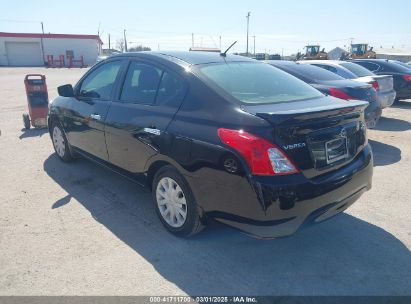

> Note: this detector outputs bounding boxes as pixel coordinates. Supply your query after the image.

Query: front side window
[79,61,123,99]
[120,62,162,104]
[197,62,323,104]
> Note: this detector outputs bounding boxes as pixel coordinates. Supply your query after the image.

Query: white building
[327,47,346,60]
[0,32,103,66]
[375,47,411,62]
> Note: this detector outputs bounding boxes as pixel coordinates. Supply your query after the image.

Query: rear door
[104,59,187,173]
[65,60,126,160]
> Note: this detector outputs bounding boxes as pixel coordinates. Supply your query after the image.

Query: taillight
[371,81,379,90]
[360,121,368,146]
[217,128,299,176]
[328,88,355,100]
[402,74,411,82]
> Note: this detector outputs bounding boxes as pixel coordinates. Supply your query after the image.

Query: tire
[51,122,73,162]
[152,165,205,237]
[23,114,30,130]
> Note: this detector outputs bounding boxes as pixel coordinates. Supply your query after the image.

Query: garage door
[5,42,43,66]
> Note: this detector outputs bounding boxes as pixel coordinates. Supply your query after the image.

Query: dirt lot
[0,67,410,296]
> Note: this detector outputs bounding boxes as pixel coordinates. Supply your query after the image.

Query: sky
[1,0,411,55]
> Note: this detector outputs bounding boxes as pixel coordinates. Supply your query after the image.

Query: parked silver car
[299,60,396,108]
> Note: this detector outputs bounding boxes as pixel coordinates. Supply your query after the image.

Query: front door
[64,60,125,161]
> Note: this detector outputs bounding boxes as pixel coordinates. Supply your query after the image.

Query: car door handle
[143,127,161,135]
[90,114,101,120]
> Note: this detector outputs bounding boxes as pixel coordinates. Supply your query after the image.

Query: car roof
[351,59,392,62]
[265,60,297,65]
[300,60,343,66]
[111,51,254,66]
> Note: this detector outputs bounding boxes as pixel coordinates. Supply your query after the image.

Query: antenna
[220,41,237,57]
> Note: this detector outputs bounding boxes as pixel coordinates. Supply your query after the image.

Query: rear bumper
[395,82,411,99]
[377,90,396,108]
[189,145,373,238]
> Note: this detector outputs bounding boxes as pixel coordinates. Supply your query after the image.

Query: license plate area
[325,137,348,164]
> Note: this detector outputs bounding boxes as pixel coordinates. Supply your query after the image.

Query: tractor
[349,43,376,59]
[297,45,328,60]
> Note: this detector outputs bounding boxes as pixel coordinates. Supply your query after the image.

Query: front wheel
[51,122,73,162]
[152,166,205,237]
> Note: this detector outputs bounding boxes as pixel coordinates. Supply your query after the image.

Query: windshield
[352,45,366,55]
[197,62,323,104]
[340,62,375,77]
[307,46,319,55]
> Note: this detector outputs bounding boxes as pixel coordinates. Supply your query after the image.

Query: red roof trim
[0,32,103,44]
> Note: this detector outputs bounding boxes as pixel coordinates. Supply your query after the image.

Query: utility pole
[123,29,128,52]
[246,12,251,56]
[219,35,222,51]
[192,33,194,48]
[40,22,45,65]
[108,33,111,50]
[253,35,255,57]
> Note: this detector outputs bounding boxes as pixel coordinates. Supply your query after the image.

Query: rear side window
[156,71,187,106]
[340,62,375,77]
[121,62,162,104]
[197,62,323,104]
[79,61,123,99]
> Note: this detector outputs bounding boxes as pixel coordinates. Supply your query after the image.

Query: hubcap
[53,126,66,158]
[156,177,187,228]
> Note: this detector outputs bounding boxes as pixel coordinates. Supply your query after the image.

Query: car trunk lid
[241,96,368,179]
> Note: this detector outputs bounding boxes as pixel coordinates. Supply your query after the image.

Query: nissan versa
[48,52,373,238]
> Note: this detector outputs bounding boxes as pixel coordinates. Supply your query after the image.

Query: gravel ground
[0,67,410,296]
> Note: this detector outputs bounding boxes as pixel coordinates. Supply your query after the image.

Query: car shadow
[369,139,401,167]
[19,128,48,139]
[392,100,411,109]
[43,154,411,295]
[374,117,411,132]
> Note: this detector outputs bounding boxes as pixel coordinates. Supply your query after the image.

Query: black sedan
[49,51,373,238]
[266,61,382,128]
[351,59,411,101]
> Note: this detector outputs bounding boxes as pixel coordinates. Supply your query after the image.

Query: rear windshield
[382,61,411,73]
[279,63,344,82]
[392,60,411,70]
[197,62,323,104]
[340,62,375,77]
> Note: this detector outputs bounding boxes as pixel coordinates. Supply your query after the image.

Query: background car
[300,60,396,108]
[351,59,411,102]
[49,52,372,238]
[266,61,382,128]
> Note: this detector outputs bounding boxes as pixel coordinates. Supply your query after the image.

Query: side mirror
[57,84,74,97]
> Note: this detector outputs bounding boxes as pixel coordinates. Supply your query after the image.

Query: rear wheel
[23,114,30,130]
[152,166,205,237]
[51,122,73,162]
